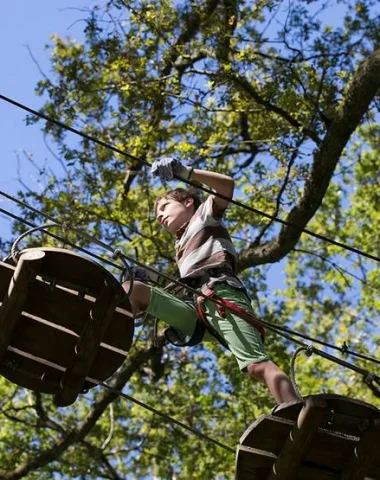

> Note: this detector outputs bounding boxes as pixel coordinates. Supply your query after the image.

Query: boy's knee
[247,360,276,381]
[123,280,151,315]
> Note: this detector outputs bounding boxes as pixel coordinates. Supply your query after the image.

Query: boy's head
[154,188,203,234]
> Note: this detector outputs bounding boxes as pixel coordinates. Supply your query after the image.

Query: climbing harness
[196,287,265,342]
[162,268,265,350]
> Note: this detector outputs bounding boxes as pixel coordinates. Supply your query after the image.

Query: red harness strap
[196,287,265,342]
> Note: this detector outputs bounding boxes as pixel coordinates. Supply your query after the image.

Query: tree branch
[238,49,380,270]
[160,0,221,77]
[229,71,321,144]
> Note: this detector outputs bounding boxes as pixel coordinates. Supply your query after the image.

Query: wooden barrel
[0,247,134,406]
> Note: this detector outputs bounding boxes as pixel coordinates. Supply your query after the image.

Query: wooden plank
[0,261,134,352]
[239,413,292,446]
[22,247,131,310]
[25,281,133,351]
[236,445,275,479]
[341,420,380,480]
[0,349,62,394]
[0,251,45,361]
[267,397,328,480]
[21,247,121,297]
[272,395,380,430]
[54,280,122,406]
[12,314,125,376]
[236,445,340,480]
[239,415,357,470]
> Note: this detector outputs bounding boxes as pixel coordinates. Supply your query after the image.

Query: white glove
[151,157,192,181]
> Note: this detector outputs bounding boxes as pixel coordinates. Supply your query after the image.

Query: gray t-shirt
[175,196,243,290]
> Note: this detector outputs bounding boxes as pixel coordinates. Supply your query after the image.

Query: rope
[0,207,121,271]
[1,199,380,377]
[1,194,380,398]
[3,361,235,454]
[7,219,134,297]
[96,380,236,453]
[290,346,314,400]
[2,198,380,367]
[1,93,380,264]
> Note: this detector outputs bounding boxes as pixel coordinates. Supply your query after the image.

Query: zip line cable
[1,199,380,379]
[1,198,380,370]
[0,94,140,164]
[93,380,236,453]
[0,98,379,395]
[1,93,380,265]
[4,361,235,454]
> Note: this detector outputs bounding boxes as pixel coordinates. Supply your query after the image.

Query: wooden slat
[267,397,328,480]
[21,247,121,297]
[54,280,123,406]
[239,415,360,471]
[0,251,45,361]
[236,445,340,480]
[15,314,125,378]
[272,395,380,436]
[0,350,62,394]
[0,261,133,352]
[0,313,127,394]
[26,281,133,350]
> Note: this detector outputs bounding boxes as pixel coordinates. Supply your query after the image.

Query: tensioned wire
[0,59,377,455]
[1,93,380,265]
[2,358,236,454]
[0,198,379,449]
[1,91,380,367]
[1,196,379,378]
[1,96,379,396]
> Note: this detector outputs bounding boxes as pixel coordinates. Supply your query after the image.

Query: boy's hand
[151,157,192,181]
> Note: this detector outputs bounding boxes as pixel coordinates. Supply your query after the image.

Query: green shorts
[145,283,268,370]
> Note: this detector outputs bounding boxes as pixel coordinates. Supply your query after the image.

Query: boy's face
[156,197,194,234]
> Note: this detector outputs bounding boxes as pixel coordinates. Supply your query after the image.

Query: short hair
[154,188,203,216]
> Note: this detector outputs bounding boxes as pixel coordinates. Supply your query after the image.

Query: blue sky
[0,1,90,241]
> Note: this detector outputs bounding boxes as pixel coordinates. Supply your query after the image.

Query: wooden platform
[0,248,134,406]
[236,394,380,480]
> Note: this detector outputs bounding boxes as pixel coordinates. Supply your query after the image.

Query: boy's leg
[123,280,152,315]
[246,361,298,404]
[123,281,200,337]
[203,284,298,404]
[124,282,298,403]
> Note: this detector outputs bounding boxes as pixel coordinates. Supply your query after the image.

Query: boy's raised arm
[151,157,235,211]
[189,168,235,212]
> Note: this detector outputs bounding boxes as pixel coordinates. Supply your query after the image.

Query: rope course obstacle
[0,244,134,407]
[1,93,380,477]
[236,394,380,479]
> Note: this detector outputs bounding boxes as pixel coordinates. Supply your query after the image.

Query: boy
[123,157,298,404]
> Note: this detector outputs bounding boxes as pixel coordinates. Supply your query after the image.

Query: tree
[0,0,379,478]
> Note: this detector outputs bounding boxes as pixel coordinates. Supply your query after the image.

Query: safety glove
[151,157,193,181]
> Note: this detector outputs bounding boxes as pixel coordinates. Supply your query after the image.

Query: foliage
[1,0,379,478]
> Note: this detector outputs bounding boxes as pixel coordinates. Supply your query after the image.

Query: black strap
[164,319,206,347]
